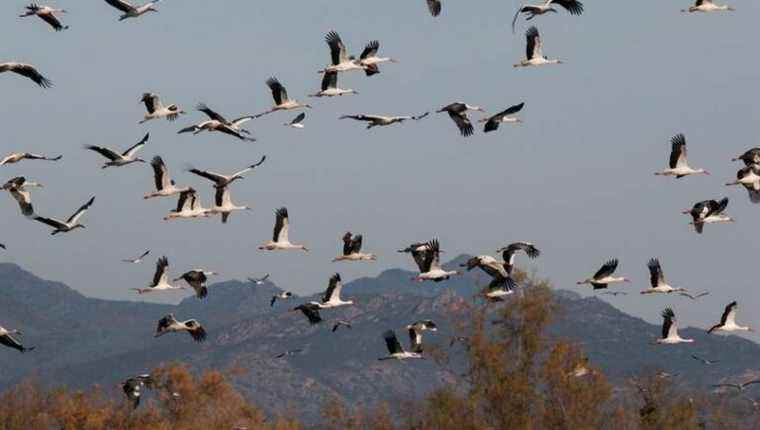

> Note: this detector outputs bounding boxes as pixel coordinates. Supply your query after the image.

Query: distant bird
[84,133,149,168]
[641,258,689,295]
[154,313,207,343]
[208,185,251,224]
[600,291,627,296]
[406,320,437,353]
[732,148,760,167]
[33,196,95,235]
[683,198,733,234]
[163,188,211,220]
[139,93,184,124]
[333,232,377,262]
[682,0,735,13]
[436,103,485,137]
[0,152,61,166]
[0,325,33,353]
[512,0,584,33]
[187,156,266,188]
[19,4,68,31]
[654,134,709,178]
[312,273,353,308]
[131,256,185,294]
[514,27,562,67]
[576,259,630,290]
[274,349,303,359]
[123,250,150,264]
[320,31,363,74]
[255,77,311,118]
[195,103,255,135]
[0,62,52,88]
[679,291,709,300]
[121,374,154,409]
[104,0,160,21]
[691,355,719,365]
[708,301,752,333]
[378,329,423,360]
[461,255,517,301]
[480,103,525,133]
[656,308,694,344]
[259,207,309,251]
[271,291,293,307]
[411,239,460,282]
[144,156,190,199]
[358,40,398,76]
[712,380,760,392]
[248,274,270,285]
[497,241,540,274]
[340,112,429,129]
[292,303,323,325]
[310,71,358,97]
[178,104,256,142]
[284,113,306,128]
[332,320,353,332]
[426,0,442,16]
[726,166,760,204]
[174,270,217,299]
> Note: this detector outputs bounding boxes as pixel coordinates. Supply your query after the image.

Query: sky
[2,0,760,339]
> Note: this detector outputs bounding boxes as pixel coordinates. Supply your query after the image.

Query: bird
[514,27,563,67]
[332,320,353,332]
[270,291,293,307]
[33,196,95,235]
[436,103,485,137]
[480,103,525,133]
[600,291,628,296]
[679,291,709,300]
[339,113,429,129]
[248,274,270,285]
[284,113,306,128]
[460,255,518,301]
[3,177,39,218]
[641,258,689,295]
[497,241,541,275]
[121,374,154,409]
[708,301,752,333]
[131,256,186,294]
[576,259,630,290]
[411,239,460,282]
[691,355,719,365]
[274,349,303,359]
[258,207,309,251]
[19,4,68,31]
[173,270,217,299]
[725,166,760,204]
[208,185,251,224]
[154,313,207,342]
[292,303,323,325]
[426,0,442,16]
[194,103,255,135]
[732,148,760,167]
[178,105,256,142]
[163,188,211,220]
[656,308,694,344]
[378,329,423,360]
[312,273,353,308]
[2,176,43,191]
[682,198,733,234]
[682,0,735,13]
[358,40,398,76]
[0,244,5,250]
[123,250,150,264]
[712,380,760,392]
[333,232,377,262]
[406,320,437,353]
[310,71,358,98]
[0,152,61,166]
[654,134,709,178]
[511,0,584,33]
[84,133,149,169]
[255,77,312,118]
[144,156,190,199]
[0,62,52,88]
[104,0,161,21]
[320,31,364,74]
[139,93,185,124]
[187,156,266,189]
[0,325,34,353]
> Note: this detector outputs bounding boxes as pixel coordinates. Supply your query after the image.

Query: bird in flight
[284,113,306,128]
[641,258,689,295]
[707,301,752,334]
[19,3,69,31]
[514,27,563,67]
[84,133,149,169]
[512,0,584,33]
[144,156,191,199]
[682,198,733,234]
[248,274,270,285]
[1,152,61,166]
[576,258,630,290]
[104,0,161,21]
[378,329,423,361]
[33,196,95,235]
[0,325,34,353]
[154,313,207,343]
[271,291,293,307]
[691,355,719,365]
[437,103,484,137]
[120,374,154,409]
[654,134,709,178]
[0,62,52,88]
[340,113,429,129]
[139,93,185,124]
[123,250,150,264]
[259,207,309,251]
[682,0,735,13]
[333,232,377,262]
[656,308,694,345]
[480,103,525,133]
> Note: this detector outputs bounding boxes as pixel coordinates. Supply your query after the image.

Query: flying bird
[178,105,256,142]
[131,256,185,294]
[682,198,733,234]
[732,148,760,166]
[121,374,154,409]
[436,103,485,137]
[480,103,525,133]
[163,188,211,220]
[514,27,563,67]
[641,258,689,295]
[460,255,517,301]
[654,134,709,178]
[679,291,709,300]
[691,355,719,365]
[320,31,363,73]
[512,0,584,33]
[33,196,95,235]
[0,152,61,166]
[139,93,184,124]
[284,112,306,128]
[248,274,270,285]
[600,291,627,296]
[411,239,460,282]
[144,156,190,199]
[187,156,266,188]
[208,185,251,224]
[0,63,52,88]
[19,4,68,31]
[104,0,160,21]
[258,207,309,251]
[123,250,150,264]
[292,303,323,325]
[339,113,429,129]
[358,40,398,76]
[270,291,293,307]
[332,320,353,332]
[708,301,752,333]
[497,241,540,274]
[154,313,207,342]
[173,270,218,299]
[406,320,437,353]
[426,0,442,16]
[0,325,34,353]
[576,259,630,290]
[725,166,760,204]
[274,349,303,359]
[712,380,760,392]
[255,77,311,118]
[656,308,694,344]
[682,0,734,13]
[333,232,377,261]
[194,103,255,134]
[310,71,358,97]
[84,133,148,168]
[311,273,353,309]
[3,178,39,217]
[378,329,423,360]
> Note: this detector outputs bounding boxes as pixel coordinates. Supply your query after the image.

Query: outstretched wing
[104,0,135,13]
[360,40,380,59]
[593,258,618,280]
[66,196,95,225]
[266,77,288,105]
[325,31,348,65]
[122,133,149,158]
[196,103,228,123]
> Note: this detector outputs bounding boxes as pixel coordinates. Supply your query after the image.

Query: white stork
[255,77,312,118]
[144,156,190,199]
[426,0,442,17]
[84,133,148,168]
[340,112,429,129]
[33,196,95,235]
[437,103,485,137]
[480,103,525,133]
[333,232,377,261]
[131,256,185,294]
[0,152,61,166]
[654,134,709,178]
[311,273,353,308]
[656,308,694,344]
[174,269,217,299]
[163,188,210,220]
[3,177,40,218]
[576,259,630,290]
[514,27,563,67]
[411,239,460,282]
[154,313,207,342]
[139,93,184,124]
[726,166,760,204]
[708,301,752,333]
[284,113,306,128]
[178,104,256,142]
[122,250,150,264]
[194,103,255,135]
[496,241,540,274]
[270,291,293,307]
[682,198,733,234]
[291,303,323,325]
[512,0,584,33]
[121,374,154,409]
[248,274,270,285]
[103,0,160,21]
[461,255,517,301]
[406,320,437,353]
[258,207,309,251]
[187,156,266,189]
[0,325,34,353]
[358,40,398,76]
[640,258,689,295]
[310,71,358,97]
[0,62,52,88]
[320,31,364,73]
[682,0,734,13]
[208,185,251,224]
[732,148,760,166]
[378,329,423,360]
[19,4,68,31]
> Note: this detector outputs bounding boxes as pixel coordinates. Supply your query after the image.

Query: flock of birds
[1,0,758,408]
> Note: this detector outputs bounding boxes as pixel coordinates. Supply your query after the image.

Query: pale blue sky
[2,0,760,338]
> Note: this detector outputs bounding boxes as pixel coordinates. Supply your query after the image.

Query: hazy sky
[2,1,760,338]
